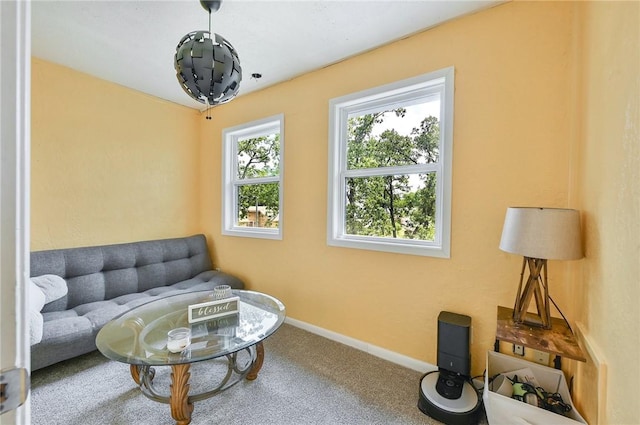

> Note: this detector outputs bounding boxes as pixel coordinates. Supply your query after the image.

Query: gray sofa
[30,234,244,370]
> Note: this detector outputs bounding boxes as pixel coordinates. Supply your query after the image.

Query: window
[327,67,454,257]
[222,114,284,239]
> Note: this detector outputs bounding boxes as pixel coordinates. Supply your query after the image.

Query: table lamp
[499,207,583,329]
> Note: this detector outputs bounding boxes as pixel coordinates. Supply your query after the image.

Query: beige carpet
[31,324,476,424]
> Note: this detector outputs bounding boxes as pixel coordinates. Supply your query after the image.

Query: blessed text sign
[188,296,240,323]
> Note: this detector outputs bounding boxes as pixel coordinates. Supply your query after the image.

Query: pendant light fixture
[174,0,242,107]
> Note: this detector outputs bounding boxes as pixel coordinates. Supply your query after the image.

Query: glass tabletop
[96,290,286,366]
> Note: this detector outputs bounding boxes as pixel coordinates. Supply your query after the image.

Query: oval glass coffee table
[96,290,285,425]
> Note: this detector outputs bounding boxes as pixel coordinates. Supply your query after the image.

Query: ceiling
[32,0,501,110]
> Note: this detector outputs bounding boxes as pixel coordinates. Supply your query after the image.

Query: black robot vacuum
[417,312,483,425]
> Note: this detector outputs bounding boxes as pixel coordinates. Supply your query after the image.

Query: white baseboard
[284,317,436,373]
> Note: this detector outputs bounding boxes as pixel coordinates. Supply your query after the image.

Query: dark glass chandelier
[174,0,242,106]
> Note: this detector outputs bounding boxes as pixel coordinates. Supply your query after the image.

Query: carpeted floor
[31,324,478,424]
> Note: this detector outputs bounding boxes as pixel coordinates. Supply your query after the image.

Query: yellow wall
[200,1,577,376]
[31,58,201,250]
[573,2,640,424]
[29,2,640,422]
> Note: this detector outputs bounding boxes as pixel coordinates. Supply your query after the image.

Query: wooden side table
[494,306,586,369]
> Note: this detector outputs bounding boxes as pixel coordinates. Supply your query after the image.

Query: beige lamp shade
[499,207,583,260]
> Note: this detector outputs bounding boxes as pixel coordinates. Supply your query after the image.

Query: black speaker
[437,311,471,376]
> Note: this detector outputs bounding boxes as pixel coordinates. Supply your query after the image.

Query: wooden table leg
[170,364,194,425]
[130,365,141,385]
[246,342,264,381]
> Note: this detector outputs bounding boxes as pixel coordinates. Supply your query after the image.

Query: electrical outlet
[513,344,525,356]
[533,350,550,365]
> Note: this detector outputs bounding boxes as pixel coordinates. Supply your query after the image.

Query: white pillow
[30,274,68,304]
[28,280,46,345]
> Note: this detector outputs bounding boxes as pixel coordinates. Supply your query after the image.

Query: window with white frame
[327,67,454,257]
[222,114,284,239]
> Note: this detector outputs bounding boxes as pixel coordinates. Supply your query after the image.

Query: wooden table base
[246,341,264,381]
[170,364,194,425]
[129,341,265,425]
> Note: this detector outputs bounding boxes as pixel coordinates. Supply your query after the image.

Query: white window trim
[222,114,284,240]
[327,67,454,258]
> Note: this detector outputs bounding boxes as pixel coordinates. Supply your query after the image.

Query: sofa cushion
[65,274,106,310]
[31,316,96,369]
[32,235,216,312]
[103,268,139,300]
[41,316,93,345]
[42,310,78,321]
[82,303,130,329]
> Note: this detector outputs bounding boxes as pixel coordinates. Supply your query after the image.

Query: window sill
[327,236,450,258]
[223,227,282,240]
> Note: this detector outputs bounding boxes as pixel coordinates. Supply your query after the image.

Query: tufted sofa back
[31,234,213,312]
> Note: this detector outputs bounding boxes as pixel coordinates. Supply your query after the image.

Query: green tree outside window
[236,134,280,228]
[345,110,439,241]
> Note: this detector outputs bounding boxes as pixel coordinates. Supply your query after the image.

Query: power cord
[469,370,486,393]
[537,271,574,334]
[548,294,573,334]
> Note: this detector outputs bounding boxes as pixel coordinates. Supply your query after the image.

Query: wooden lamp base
[512,257,551,329]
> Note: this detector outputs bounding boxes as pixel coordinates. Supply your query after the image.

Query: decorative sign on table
[190,313,239,338]
[188,296,240,324]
